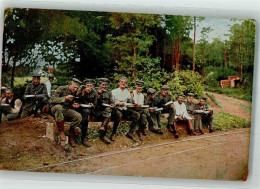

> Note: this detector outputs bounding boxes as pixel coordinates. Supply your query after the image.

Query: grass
[14,77,49,86]
[230,101,252,113]
[213,112,250,131]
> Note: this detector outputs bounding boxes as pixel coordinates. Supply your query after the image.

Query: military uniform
[184,101,195,125]
[194,98,214,132]
[21,82,48,117]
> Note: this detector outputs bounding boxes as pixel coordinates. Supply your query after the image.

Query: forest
[2,8,256,100]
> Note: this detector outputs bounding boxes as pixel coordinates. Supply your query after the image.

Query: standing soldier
[144,88,163,134]
[0,88,22,122]
[96,78,114,144]
[111,76,140,142]
[76,79,98,147]
[50,78,82,147]
[21,73,48,117]
[194,97,215,133]
[155,85,176,134]
[45,74,55,97]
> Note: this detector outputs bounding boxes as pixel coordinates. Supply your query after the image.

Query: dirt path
[205,92,252,120]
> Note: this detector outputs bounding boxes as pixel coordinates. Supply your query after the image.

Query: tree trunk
[11,60,17,87]
[176,32,181,71]
[192,17,196,72]
[171,41,175,72]
[163,39,166,70]
[203,53,206,77]
[240,28,245,81]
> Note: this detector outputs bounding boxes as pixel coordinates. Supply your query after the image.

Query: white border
[0,0,259,189]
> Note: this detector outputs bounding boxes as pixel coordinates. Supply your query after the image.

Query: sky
[191,16,242,43]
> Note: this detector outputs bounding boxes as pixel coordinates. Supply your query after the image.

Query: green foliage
[213,112,250,131]
[206,93,223,108]
[168,70,204,99]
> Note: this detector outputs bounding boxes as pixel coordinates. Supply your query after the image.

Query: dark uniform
[194,97,214,133]
[21,74,48,117]
[184,93,196,128]
[50,78,82,146]
[76,79,98,147]
[155,85,176,132]
[96,78,114,144]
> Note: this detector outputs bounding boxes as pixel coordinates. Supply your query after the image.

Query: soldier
[194,97,215,133]
[131,80,149,141]
[144,88,163,134]
[76,79,98,147]
[174,94,196,137]
[21,73,48,117]
[155,85,176,134]
[95,78,115,144]
[50,78,82,147]
[184,93,202,134]
[0,88,22,122]
[111,76,140,142]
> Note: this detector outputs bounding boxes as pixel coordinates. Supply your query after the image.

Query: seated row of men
[0,74,214,148]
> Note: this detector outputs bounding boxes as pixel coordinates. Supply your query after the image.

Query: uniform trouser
[21,100,47,117]
[112,108,140,134]
[195,114,214,130]
[136,108,149,130]
[156,107,176,127]
[51,105,82,131]
[79,108,95,138]
[0,106,20,122]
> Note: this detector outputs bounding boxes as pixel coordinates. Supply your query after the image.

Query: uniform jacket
[184,101,195,115]
[50,85,76,108]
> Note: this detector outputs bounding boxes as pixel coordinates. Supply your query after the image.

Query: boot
[173,121,179,138]
[187,120,196,136]
[126,132,137,142]
[167,124,174,133]
[136,129,143,141]
[150,125,163,134]
[143,128,148,136]
[82,137,91,147]
[199,129,204,135]
[110,133,116,141]
[209,129,215,133]
[69,130,76,147]
[74,127,82,137]
[190,129,196,136]
[56,121,66,142]
[101,135,111,144]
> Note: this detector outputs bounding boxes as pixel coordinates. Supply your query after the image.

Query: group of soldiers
[0,74,214,148]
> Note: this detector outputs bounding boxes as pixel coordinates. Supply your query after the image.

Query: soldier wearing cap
[95,78,114,144]
[144,88,163,134]
[184,93,200,134]
[46,74,55,97]
[174,94,196,137]
[155,85,176,133]
[76,79,98,147]
[194,96,214,133]
[0,88,22,122]
[111,76,140,142]
[21,73,48,117]
[50,78,82,147]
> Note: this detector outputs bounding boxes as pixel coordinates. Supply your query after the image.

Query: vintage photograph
[0,8,256,181]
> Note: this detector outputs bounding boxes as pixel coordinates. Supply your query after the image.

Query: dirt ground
[0,92,252,181]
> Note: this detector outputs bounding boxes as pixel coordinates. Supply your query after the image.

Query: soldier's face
[148,94,156,99]
[32,77,40,85]
[200,99,206,106]
[85,84,94,92]
[119,79,127,89]
[100,83,108,90]
[49,78,54,82]
[5,91,13,99]
[178,96,184,104]
[187,96,194,103]
[135,85,143,93]
[161,89,168,96]
[69,83,80,93]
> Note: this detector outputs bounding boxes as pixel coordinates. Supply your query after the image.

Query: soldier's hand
[170,104,174,108]
[177,116,183,121]
[89,103,94,107]
[209,110,213,114]
[116,102,123,106]
[135,104,139,108]
[35,95,38,99]
[110,104,115,109]
[65,95,74,101]
[148,107,154,112]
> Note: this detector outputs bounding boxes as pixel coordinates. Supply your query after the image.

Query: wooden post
[46,122,55,140]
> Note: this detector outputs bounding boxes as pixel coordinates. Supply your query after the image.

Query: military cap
[177,94,185,98]
[73,96,81,103]
[118,76,128,82]
[161,85,170,90]
[135,80,144,86]
[5,88,13,93]
[99,78,110,84]
[32,73,41,78]
[84,79,95,85]
[201,96,207,100]
[49,74,54,79]
[187,93,195,97]
[71,78,82,86]
[1,87,7,93]
[147,88,156,95]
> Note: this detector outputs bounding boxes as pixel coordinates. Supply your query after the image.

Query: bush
[213,112,250,131]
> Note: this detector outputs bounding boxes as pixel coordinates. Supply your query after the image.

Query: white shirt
[45,80,52,97]
[112,88,131,110]
[174,101,192,120]
[1,97,22,114]
[133,90,144,105]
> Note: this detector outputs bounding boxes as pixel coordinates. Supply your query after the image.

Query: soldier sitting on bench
[174,94,196,138]
[194,97,215,133]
